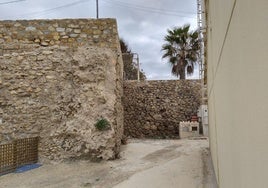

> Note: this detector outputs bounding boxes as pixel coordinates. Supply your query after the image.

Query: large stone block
[0,19,124,162]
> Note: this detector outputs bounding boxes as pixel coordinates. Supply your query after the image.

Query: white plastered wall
[207,0,268,187]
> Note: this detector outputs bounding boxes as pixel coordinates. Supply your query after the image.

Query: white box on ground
[179,121,199,139]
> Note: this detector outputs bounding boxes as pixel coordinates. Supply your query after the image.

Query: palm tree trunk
[180,68,186,80]
[177,59,186,80]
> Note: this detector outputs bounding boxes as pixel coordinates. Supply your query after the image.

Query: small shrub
[95,118,110,131]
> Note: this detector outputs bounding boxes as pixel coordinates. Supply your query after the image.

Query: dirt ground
[1,139,218,188]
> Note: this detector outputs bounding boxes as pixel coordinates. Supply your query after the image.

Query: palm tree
[162,24,200,79]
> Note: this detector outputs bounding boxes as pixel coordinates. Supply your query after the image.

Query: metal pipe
[96,0,99,19]
[137,54,140,82]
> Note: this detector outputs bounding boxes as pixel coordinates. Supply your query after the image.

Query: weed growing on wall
[95,118,111,131]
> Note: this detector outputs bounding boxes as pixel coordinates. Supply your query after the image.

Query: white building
[203,0,268,187]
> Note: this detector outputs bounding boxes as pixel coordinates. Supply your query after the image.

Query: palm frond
[162,24,200,79]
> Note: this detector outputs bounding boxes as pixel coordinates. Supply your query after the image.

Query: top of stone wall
[0,18,120,51]
[124,79,201,85]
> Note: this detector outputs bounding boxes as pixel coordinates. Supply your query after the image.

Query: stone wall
[0,19,119,51]
[0,19,124,162]
[123,80,201,138]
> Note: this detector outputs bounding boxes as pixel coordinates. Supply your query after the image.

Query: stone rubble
[123,80,201,138]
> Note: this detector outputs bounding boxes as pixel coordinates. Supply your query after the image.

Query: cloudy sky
[0,0,199,80]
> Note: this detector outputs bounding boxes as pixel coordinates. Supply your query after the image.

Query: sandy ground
[1,138,218,188]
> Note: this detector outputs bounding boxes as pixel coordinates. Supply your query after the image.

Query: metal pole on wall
[96,0,99,19]
[133,53,140,82]
[137,55,140,82]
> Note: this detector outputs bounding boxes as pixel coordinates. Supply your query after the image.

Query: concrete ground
[1,139,218,188]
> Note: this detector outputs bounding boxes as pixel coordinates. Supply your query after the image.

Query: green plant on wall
[95,117,111,131]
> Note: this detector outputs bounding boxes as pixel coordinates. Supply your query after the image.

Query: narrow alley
[1,139,217,188]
